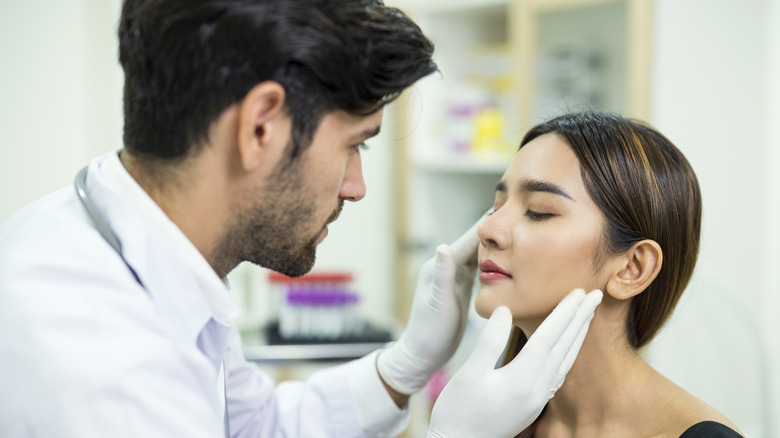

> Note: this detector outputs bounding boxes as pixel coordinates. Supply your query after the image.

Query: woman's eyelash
[526,211,554,221]
[487,206,553,220]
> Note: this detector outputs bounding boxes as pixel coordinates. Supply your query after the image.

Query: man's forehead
[321,108,383,140]
[348,125,382,143]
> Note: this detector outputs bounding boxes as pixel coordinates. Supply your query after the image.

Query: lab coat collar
[82,151,239,348]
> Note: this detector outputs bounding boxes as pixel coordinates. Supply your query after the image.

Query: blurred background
[1,0,777,436]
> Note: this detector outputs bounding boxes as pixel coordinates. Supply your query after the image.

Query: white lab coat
[0,152,406,437]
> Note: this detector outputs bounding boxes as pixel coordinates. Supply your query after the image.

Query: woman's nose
[478,208,511,249]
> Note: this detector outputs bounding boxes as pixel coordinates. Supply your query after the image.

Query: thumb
[431,244,456,300]
[463,306,514,371]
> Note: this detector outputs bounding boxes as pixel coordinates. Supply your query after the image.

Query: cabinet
[387,0,652,435]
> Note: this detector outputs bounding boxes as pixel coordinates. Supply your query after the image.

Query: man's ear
[605,239,663,300]
[236,81,287,172]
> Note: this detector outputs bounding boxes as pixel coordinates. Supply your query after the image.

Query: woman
[475,112,742,437]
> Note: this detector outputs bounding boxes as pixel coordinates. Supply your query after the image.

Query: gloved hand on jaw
[427,288,603,438]
[376,211,488,396]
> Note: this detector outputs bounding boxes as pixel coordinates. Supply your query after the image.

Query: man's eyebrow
[520,178,575,201]
[350,126,381,143]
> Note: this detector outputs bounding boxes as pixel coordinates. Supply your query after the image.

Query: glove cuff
[376,343,432,396]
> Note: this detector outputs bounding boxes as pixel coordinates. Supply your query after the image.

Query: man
[0,0,601,436]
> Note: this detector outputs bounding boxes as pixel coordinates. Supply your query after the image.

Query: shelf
[412,155,512,174]
[243,342,390,364]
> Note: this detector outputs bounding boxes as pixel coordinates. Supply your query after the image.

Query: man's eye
[526,211,555,221]
[355,142,369,151]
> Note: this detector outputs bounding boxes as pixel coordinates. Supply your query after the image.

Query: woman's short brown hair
[517,112,702,349]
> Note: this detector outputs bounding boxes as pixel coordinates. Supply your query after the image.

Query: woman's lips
[479,260,512,281]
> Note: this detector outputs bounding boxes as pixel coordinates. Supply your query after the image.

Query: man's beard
[214,160,341,278]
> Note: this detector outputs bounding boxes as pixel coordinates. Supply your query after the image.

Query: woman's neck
[517,297,741,437]
[522,300,661,436]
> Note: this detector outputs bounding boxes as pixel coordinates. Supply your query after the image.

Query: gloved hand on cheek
[426,289,603,438]
[376,211,487,396]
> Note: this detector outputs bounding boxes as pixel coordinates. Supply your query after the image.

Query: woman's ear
[605,239,663,300]
[236,81,287,172]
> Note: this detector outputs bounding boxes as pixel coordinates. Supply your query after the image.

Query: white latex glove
[427,288,603,438]
[377,212,487,395]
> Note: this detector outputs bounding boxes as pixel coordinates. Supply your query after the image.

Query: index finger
[502,289,587,377]
[532,289,602,388]
[516,289,587,359]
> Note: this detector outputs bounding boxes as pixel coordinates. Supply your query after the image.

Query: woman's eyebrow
[494,179,574,201]
[519,178,575,201]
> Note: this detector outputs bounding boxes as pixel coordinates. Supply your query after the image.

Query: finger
[431,245,456,303]
[546,311,594,398]
[525,289,586,350]
[533,290,601,394]
[450,209,492,267]
[557,293,599,371]
[463,306,514,371]
[549,290,602,365]
[453,265,476,306]
[505,289,586,379]
[413,256,435,295]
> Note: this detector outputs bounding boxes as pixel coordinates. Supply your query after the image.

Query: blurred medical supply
[441,44,515,163]
[265,272,393,345]
[535,42,607,119]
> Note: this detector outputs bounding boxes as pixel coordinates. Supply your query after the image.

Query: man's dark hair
[118,0,436,161]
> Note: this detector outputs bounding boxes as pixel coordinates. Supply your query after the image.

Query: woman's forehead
[503,134,584,193]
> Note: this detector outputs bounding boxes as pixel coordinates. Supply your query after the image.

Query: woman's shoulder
[656,375,743,437]
[679,421,743,437]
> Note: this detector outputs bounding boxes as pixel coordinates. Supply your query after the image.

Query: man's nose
[339,152,366,202]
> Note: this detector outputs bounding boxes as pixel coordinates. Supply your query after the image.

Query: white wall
[0,0,124,223]
[651,0,768,318]
[647,0,779,435]
[765,0,780,432]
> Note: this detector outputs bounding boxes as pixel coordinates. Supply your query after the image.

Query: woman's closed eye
[525,210,556,221]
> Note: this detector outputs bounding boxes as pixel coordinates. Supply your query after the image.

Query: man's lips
[327,201,344,225]
[479,259,512,281]
[318,201,344,242]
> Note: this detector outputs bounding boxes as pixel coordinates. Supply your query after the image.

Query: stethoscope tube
[74,167,124,258]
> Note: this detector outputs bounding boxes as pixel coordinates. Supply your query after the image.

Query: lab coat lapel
[84,158,219,354]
